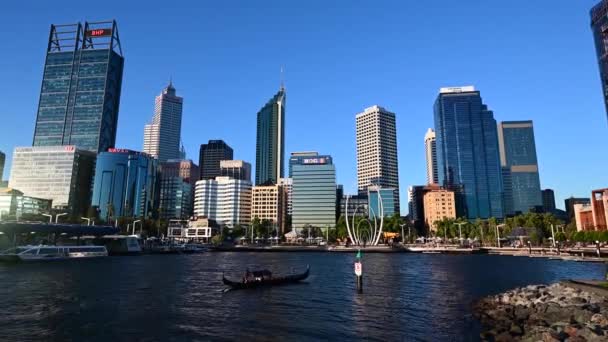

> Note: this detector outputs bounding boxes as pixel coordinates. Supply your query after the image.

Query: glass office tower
[434,86,504,219]
[497,121,542,215]
[255,87,286,185]
[91,149,159,220]
[32,21,124,153]
[591,1,608,123]
[291,155,336,230]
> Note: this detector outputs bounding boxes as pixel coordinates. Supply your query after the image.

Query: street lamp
[455,222,467,246]
[133,220,142,236]
[42,214,53,223]
[496,224,506,248]
[399,223,406,244]
[55,213,67,223]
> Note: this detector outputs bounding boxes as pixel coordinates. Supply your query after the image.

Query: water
[0,253,604,341]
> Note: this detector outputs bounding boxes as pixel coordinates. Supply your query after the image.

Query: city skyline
[1,1,606,214]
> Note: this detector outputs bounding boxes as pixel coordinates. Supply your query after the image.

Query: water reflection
[0,253,603,341]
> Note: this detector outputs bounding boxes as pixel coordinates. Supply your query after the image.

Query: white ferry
[0,245,108,262]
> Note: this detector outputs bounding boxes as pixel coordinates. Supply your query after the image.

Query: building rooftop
[439,86,476,94]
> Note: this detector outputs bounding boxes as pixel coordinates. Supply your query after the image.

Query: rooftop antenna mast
[280,66,285,91]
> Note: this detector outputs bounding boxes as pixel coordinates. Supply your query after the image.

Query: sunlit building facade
[8,146,95,216]
[143,82,183,162]
[91,149,159,220]
[434,86,503,219]
[292,155,336,230]
[193,177,251,227]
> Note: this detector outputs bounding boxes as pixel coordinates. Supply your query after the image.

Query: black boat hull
[223,267,309,290]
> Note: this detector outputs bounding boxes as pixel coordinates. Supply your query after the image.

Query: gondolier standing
[355,249,363,293]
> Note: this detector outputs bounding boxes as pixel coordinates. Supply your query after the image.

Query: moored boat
[0,245,108,262]
[222,266,310,290]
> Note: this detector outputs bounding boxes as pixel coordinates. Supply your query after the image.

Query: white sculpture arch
[345,188,385,246]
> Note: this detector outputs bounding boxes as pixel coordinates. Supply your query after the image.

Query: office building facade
[199,140,233,180]
[289,151,319,177]
[0,188,53,219]
[542,189,556,212]
[158,160,198,219]
[91,149,159,220]
[591,0,608,123]
[424,128,438,185]
[32,21,124,153]
[423,188,456,233]
[591,188,608,230]
[434,86,503,219]
[341,194,369,218]
[356,105,400,214]
[193,177,251,227]
[368,187,396,218]
[255,88,286,185]
[251,184,286,234]
[497,121,542,215]
[143,82,183,162]
[565,197,591,220]
[279,177,293,216]
[220,160,251,182]
[292,155,336,230]
[9,146,95,216]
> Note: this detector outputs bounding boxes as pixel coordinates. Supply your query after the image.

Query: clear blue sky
[0,0,606,213]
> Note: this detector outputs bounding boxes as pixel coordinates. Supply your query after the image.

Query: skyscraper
[143,82,184,162]
[199,140,233,180]
[434,86,503,219]
[158,159,199,219]
[0,150,5,181]
[497,121,542,215]
[292,155,336,230]
[542,189,556,213]
[255,88,286,185]
[424,128,438,185]
[289,151,319,177]
[32,21,124,153]
[591,1,608,123]
[356,105,400,213]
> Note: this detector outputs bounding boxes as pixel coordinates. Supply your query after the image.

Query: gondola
[222,266,310,290]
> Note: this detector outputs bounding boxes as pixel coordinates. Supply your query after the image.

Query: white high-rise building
[424,128,438,185]
[143,81,183,162]
[193,177,251,227]
[355,105,400,213]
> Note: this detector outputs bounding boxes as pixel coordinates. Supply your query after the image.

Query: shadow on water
[0,253,604,341]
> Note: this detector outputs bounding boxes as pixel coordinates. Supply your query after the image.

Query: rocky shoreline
[473,283,608,341]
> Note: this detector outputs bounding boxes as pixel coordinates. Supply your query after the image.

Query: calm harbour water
[0,252,604,341]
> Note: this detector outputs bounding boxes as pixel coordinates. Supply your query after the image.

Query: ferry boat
[0,245,108,262]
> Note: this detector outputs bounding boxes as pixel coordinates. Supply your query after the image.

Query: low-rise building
[423,188,456,233]
[591,188,608,230]
[574,204,595,231]
[0,188,52,219]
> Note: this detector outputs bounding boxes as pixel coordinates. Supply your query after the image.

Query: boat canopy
[0,222,119,236]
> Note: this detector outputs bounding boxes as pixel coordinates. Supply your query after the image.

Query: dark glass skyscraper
[497,120,542,215]
[591,1,608,123]
[32,21,124,153]
[434,86,504,219]
[256,87,285,185]
[199,140,233,180]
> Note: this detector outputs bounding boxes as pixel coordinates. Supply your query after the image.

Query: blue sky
[0,0,606,213]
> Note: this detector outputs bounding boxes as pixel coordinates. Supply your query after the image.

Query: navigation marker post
[355,249,363,293]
